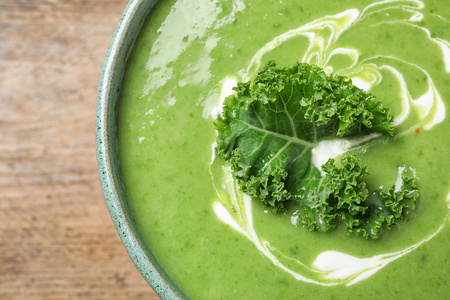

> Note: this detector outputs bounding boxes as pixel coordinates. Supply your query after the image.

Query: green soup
[117,0,450,299]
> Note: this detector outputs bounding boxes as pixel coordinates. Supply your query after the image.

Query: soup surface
[117,0,450,299]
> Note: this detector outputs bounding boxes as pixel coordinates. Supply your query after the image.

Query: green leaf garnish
[214,61,418,238]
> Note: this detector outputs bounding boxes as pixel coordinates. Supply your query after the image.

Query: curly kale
[214,61,419,238]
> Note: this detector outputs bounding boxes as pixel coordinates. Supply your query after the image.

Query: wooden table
[0,1,159,299]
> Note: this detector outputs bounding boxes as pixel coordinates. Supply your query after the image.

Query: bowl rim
[95,1,187,299]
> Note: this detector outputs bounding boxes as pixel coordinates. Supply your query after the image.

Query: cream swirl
[211,0,450,286]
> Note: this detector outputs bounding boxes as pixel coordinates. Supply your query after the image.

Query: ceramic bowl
[95,1,186,298]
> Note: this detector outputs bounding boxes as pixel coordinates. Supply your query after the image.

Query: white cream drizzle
[245,9,360,80]
[210,0,450,287]
[394,166,406,192]
[210,165,334,286]
[211,154,449,286]
[209,77,238,120]
[242,1,447,131]
[312,140,351,173]
[447,192,450,210]
[311,134,381,175]
[312,223,444,285]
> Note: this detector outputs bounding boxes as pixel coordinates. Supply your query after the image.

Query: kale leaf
[214,61,418,238]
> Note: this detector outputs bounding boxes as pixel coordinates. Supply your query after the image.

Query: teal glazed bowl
[95,1,186,298]
[96,0,450,298]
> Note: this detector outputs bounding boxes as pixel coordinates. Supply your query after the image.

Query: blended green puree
[117,0,450,299]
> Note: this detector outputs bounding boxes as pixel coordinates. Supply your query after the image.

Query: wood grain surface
[0,1,159,299]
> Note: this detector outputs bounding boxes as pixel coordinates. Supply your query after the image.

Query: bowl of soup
[96,0,450,299]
